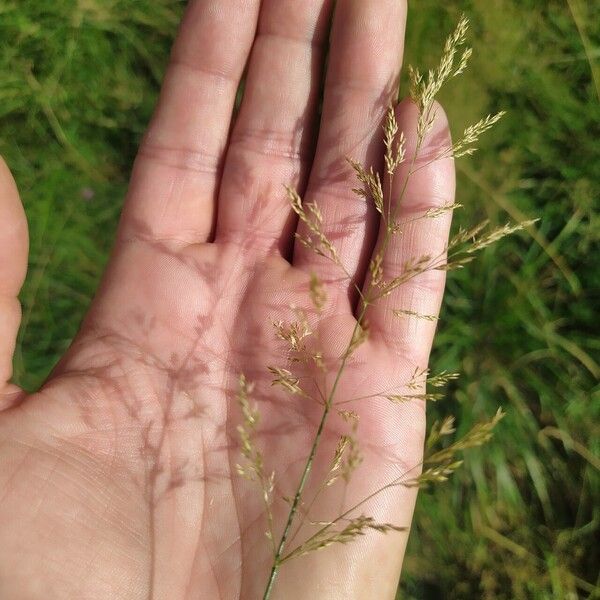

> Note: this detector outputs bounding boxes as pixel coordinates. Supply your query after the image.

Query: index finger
[121,0,260,244]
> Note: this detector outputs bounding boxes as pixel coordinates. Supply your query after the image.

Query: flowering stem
[262,128,424,598]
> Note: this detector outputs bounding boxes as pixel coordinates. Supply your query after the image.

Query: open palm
[0,1,455,599]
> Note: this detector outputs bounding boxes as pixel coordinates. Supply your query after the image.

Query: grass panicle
[234,16,530,599]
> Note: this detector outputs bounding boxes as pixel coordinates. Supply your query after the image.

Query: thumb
[0,157,28,408]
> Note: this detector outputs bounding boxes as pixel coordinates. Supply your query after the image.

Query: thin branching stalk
[262,102,427,598]
[231,16,529,599]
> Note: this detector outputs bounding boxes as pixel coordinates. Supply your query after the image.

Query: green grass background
[1,1,598,598]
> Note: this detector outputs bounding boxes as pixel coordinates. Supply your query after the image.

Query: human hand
[0,1,454,598]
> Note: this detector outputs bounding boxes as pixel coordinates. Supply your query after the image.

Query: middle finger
[293,0,408,311]
[215,0,334,256]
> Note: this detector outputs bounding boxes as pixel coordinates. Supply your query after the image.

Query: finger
[215,0,334,255]
[293,0,407,309]
[120,0,261,245]
[0,158,28,407]
[365,99,455,366]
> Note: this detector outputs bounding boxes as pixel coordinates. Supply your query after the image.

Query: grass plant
[236,17,526,598]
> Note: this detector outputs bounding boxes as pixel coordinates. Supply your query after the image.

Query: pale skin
[0,1,455,599]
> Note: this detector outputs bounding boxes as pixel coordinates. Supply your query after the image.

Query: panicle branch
[282,515,406,562]
[442,219,539,270]
[450,111,506,158]
[325,428,362,487]
[409,14,472,143]
[404,409,505,487]
[425,408,505,466]
[287,186,340,264]
[384,107,406,176]
[235,375,276,554]
[347,158,385,214]
[272,316,311,357]
[267,366,309,397]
